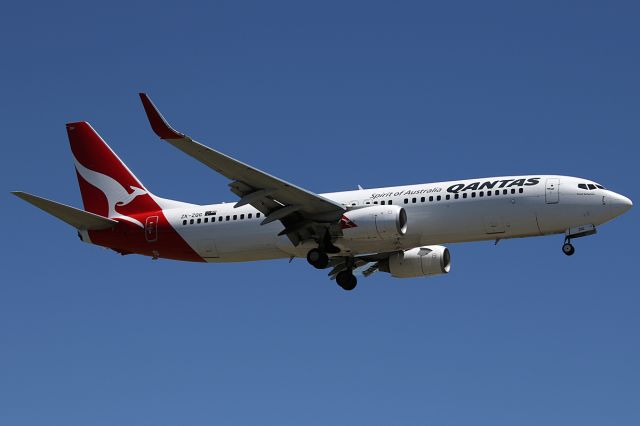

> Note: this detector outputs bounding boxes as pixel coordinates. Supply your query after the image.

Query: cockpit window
[579,183,605,190]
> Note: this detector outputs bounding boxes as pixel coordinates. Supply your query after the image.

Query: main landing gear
[307,248,329,269]
[306,248,358,291]
[336,270,357,291]
[306,230,340,270]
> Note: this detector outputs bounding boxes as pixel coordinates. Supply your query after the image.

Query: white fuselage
[162,175,631,262]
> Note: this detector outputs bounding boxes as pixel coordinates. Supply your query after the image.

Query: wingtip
[138,93,185,140]
[11,191,31,202]
[65,122,91,133]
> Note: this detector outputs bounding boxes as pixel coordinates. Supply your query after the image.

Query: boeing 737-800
[13,94,633,290]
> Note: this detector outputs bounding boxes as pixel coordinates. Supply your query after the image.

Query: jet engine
[379,246,451,278]
[340,205,407,240]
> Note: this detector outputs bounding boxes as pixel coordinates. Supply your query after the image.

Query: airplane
[12,94,633,291]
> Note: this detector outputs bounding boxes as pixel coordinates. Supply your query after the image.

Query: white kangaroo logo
[73,155,148,228]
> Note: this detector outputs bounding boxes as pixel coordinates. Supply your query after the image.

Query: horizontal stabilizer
[12,191,118,230]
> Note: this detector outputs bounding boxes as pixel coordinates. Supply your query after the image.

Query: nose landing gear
[561,224,597,256]
[562,239,575,256]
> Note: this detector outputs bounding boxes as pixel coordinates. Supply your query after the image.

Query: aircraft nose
[608,192,633,218]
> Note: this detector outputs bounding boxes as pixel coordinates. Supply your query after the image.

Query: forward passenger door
[545,178,560,204]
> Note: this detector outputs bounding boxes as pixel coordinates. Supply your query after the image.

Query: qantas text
[446,177,541,194]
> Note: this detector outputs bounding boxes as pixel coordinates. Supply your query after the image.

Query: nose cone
[609,192,633,218]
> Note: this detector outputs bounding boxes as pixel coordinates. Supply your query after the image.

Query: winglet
[139,93,185,140]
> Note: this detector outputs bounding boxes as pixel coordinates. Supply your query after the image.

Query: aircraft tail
[67,122,159,221]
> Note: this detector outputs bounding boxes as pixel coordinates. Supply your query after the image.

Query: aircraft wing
[139,93,346,244]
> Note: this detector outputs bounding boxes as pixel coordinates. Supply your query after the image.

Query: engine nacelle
[380,246,451,278]
[340,205,407,240]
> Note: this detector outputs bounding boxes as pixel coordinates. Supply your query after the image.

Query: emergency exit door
[545,178,559,204]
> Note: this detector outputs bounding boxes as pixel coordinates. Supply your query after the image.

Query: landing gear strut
[307,248,329,269]
[336,270,357,291]
[561,225,596,256]
[562,239,575,256]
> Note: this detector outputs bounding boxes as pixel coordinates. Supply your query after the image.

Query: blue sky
[2,1,639,425]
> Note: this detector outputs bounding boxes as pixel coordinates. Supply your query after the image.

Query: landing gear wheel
[562,242,575,256]
[336,271,357,291]
[307,249,329,269]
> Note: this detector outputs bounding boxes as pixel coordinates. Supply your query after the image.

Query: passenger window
[511,188,516,194]
[446,194,450,200]
[218,216,222,222]
[519,188,523,193]
[204,218,208,223]
[248,213,252,219]
[487,191,491,197]
[190,219,194,225]
[472,192,476,198]
[233,215,237,220]
[479,191,484,197]
[421,197,425,202]
[578,183,588,190]
[437,195,441,201]
[404,199,408,204]
[226,216,230,221]
[374,201,378,204]
[182,220,187,225]
[495,190,499,196]
[412,198,417,203]
[503,189,508,195]
[388,200,392,205]
[463,193,467,199]
[240,214,245,219]
[454,193,459,199]
[381,200,386,205]
[429,196,433,202]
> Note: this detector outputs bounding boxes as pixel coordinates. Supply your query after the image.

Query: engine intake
[341,205,407,240]
[379,246,451,278]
